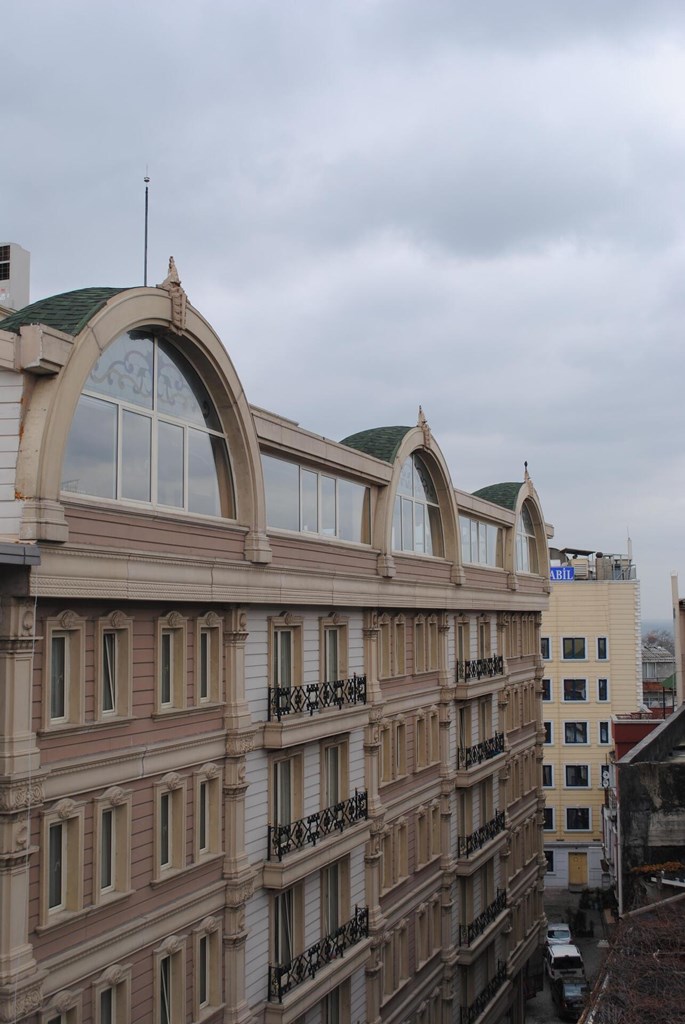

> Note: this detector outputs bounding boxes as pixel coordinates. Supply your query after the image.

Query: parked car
[546,922,573,946]
[550,976,589,1020]
[544,943,586,983]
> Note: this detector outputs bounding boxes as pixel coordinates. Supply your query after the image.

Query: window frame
[566,807,591,832]
[564,764,590,789]
[599,721,610,745]
[543,721,553,745]
[156,613,187,713]
[154,936,186,1024]
[93,963,132,1024]
[43,612,86,731]
[542,764,553,788]
[562,637,587,661]
[544,850,554,873]
[540,637,551,661]
[269,613,303,692]
[41,799,85,926]
[194,764,222,861]
[195,612,222,705]
[543,807,554,831]
[272,884,303,966]
[597,677,610,702]
[564,721,589,745]
[193,917,222,1019]
[319,615,349,684]
[154,773,187,880]
[541,678,552,702]
[563,678,588,702]
[93,787,132,905]
[96,612,133,722]
[392,453,444,557]
[597,637,608,661]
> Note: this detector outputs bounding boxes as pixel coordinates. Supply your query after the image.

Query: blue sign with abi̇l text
[550,566,575,581]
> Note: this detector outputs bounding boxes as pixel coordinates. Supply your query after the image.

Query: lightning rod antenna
[143,169,150,286]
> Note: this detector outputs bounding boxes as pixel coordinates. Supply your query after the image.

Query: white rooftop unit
[0,243,30,311]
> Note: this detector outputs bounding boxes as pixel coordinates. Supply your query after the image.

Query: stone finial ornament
[417,406,432,448]
[157,257,187,333]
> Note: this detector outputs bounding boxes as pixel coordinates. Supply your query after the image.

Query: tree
[642,627,675,654]
[582,897,685,1024]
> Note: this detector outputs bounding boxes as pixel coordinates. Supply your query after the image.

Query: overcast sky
[5,0,685,620]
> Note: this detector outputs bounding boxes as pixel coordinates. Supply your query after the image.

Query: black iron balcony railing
[460,960,508,1024]
[268,790,369,860]
[268,905,369,1002]
[459,889,507,946]
[457,810,506,858]
[456,655,504,683]
[457,732,505,770]
[268,674,367,721]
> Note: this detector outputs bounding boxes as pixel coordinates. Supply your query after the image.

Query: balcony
[456,655,504,683]
[268,674,367,722]
[268,905,369,1002]
[457,732,505,770]
[268,791,368,860]
[460,960,508,1024]
[459,889,507,946]
[457,811,506,859]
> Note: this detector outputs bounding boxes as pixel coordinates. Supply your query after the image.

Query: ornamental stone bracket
[243,530,272,565]
[507,572,519,592]
[156,257,187,334]
[225,872,257,910]
[376,554,396,579]
[0,780,44,814]
[0,977,44,1024]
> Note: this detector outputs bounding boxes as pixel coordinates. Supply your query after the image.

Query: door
[568,852,588,887]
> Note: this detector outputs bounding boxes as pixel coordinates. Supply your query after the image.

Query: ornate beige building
[0,269,549,1024]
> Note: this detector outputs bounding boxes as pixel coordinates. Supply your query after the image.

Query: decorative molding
[58,610,78,630]
[109,610,127,629]
[156,257,187,333]
[161,772,182,792]
[55,798,77,820]
[158,934,184,956]
[225,876,255,908]
[166,611,183,628]
[225,731,256,757]
[0,781,44,812]
[0,983,43,1023]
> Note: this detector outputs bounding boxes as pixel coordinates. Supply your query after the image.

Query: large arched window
[62,330,233,517]
[392,454,443,556]
[516,502,539,573]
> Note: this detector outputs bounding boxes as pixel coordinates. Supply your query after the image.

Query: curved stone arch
[16,287,271,561]
[374,426,462,582]
[512,478,549,581]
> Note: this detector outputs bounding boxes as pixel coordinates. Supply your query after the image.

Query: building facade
[0,270,549,1024]
[539,548,641,890]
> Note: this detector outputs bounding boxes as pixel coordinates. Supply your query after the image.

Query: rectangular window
[160,793,171,868]
[598,678,609,702]
[199,630,209,700]
[161,632,172,705]
[599,721,610,744]
[100,808,114,890]
[45,615,86,729]
[562,637,586,660]
[274,887,301,965]
[157,615,187,712]
[563,678,587,701]
[274,629,292,687]
[540,637,551,660]
[324,628,339,683]
[544,721,552,744]
[50,635,67,721]
[156,777,186,877]
[542,765,553,787]
[48,822,65,910]
[545,850,554,873]
[322,860,347,935]
[195,613,222,705]
[320,618,348,684]
[94,965,132,1024]
[198,782,208,852]
[96,614,132,721]
[42,804,84,923]
[566,807,591,831]
[564,722,588,744]
[543,807,554,831]
[102,631,117,713]
[198,935,208,1008]
[193,925,220,1017]
[565,765,590,787]
[95,790,132,904]
[160,955,172,1024]
[597,637,608,660]
[542,678,551,701]
[195,766,221,860]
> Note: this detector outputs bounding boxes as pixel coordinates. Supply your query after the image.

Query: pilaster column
[223,878,257,1024]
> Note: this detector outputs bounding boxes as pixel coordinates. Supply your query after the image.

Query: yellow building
[540,548,641,889]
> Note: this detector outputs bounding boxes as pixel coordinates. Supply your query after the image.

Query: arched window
[62,330,233,517]
[392,454,443,556]
[516,502,539,573]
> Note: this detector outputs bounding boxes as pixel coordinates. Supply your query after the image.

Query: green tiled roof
[340,426,412,463]
[472,482,523,511]
[0,287,128,337]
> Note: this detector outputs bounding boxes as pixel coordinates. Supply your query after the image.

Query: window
[195,764,221,860]
[322,741,347,808]
[157,613,187,712]
[262,454,370,543]
[598,678,609,702]
[392,453,443,556]
[566,808,591,831]
[273,886,302,965]
[540,637,551,660]
[155,774,186,877]
[194,918,221,1018]
[320,616,349,683]
[516,501,539,573]
[269,613,303,694]
[415,614,439,673]
[544,850,554,873]
[456,617,470,666]
[459,515,503,567]
[542,678,551,702]
[563,678,587,702]
[96,612,132,721]
[542,765,553,788]
[597,637,608,660]
[42,799,84,924]
[322,860,348,936]
[94,787,132,904]
[155,937,185,1024]
[599,721,610,744]
[564,722,588,744]
[93,963,132,1024]
[63,330,233,516]
[562,637,586,660]
[44,613,86,729]
[196,612,222,704]
[543,807,554,831]
[543,722,552,744]
[565,765,590,788]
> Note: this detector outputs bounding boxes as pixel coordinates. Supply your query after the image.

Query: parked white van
[544,943,586,983]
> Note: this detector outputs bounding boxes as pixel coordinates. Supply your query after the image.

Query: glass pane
[157,420,184,507]
[262,456,299,531]
[101,808,113,889]
[199,782,207,849]
[401,498,413,551]
[398,458,413,496]
[62,394,117,498]
[459,517,471,561]
[414,501,425,554]
[338,479,367,542]
[301,470,318,532]
[188,429,221,517]
[200,631,209,700]
[121,410,151,501]
[160,793,170,865]
[427,505,442,556]
[325,630,339,683]
[413,456,437,502]
[48,823,62,908]
[392,496,402,550]
[51,636,66,720]
[156,339,220,428]
[100,988,113,1024]
[199,935,208,1005]
[478,523,487,564]
[103,631,116,712]
[161,633,172,705]
[321,476,336,535]
[86,332,154,409]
